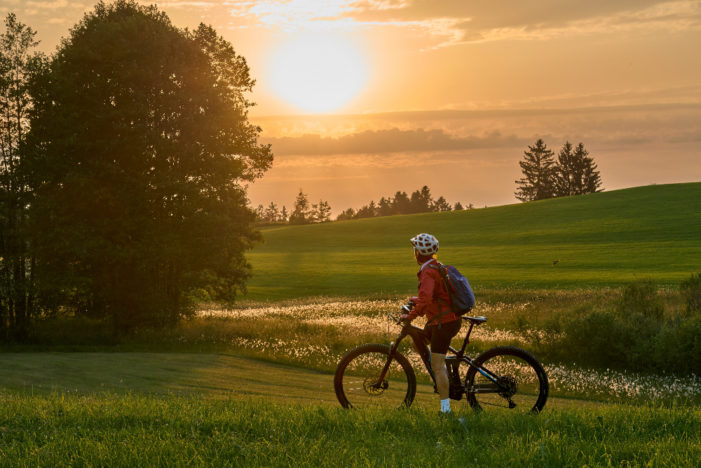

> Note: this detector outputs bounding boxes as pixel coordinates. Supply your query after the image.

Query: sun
[268,33,368,113]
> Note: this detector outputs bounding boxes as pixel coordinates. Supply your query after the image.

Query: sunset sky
[3,0,700,213]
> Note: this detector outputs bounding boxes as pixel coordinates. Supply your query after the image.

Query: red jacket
[407,259,459,325]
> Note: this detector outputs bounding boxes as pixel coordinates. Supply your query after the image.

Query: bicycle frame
[375,317,504,395]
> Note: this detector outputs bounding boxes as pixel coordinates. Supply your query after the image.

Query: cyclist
[400,233,461,414]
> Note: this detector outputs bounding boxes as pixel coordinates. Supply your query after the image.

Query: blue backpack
[429,262,475,317]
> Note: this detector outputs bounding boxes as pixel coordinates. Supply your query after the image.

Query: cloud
[24,0,87,9]
[162,1,219,8]
[256,101,701,174]
[227,1,701,47]
[264,128,523,155]
[383,1,701,47]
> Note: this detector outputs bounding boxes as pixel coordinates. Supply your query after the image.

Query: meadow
[245,183,701,299]
[2,183,700,466]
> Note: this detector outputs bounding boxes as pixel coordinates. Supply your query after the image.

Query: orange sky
[3,0,701,212]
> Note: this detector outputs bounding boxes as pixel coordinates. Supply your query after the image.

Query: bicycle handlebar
[388,303,415,326]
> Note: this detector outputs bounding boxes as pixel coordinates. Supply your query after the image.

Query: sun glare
[269,34,368,113]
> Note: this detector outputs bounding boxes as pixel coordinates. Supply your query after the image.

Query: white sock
[440,398,451,413]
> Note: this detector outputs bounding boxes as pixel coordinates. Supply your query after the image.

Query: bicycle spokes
[335,344,416,409]
[363,377,389,395]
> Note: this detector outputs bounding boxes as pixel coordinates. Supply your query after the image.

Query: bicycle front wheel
[334,344,416,409]
[465,346,548,413]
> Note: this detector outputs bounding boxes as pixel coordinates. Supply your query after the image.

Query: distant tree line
[0,3,272,340]
[254,189,331,225]
[254,186,472,225]
[515,139,602,202]
[336,186,471,221]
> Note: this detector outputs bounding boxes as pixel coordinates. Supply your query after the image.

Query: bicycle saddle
[462,315,487,325]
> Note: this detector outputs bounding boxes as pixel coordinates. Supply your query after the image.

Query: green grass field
[2,183,699,466]
[1,392,699,467]
[0,353,699,467]
[245,183,701,300]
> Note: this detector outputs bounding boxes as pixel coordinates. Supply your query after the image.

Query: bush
[557,309,659,370]
[680,272,701,315]
[654,315,701,374]
[550,278,699,374]
[618,280,664,320]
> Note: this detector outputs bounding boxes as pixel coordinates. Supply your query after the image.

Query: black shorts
[424,319,461,354]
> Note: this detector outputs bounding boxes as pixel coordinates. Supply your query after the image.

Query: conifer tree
[377,196,393,217]
[392,191,411,214]
[355,200,377,218]
[554,141,578,196]
[433,196,452,212]
[280,205,288,223]
[311,199,331,223]
[336,207,355,221]
[554,142,602,196]
[289,189,310,224]
[410,185,433,213]
[515,139,556,201]
[575,143,603,194]
[263,202,280,223]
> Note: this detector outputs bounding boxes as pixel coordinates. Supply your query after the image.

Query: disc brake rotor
[363,376,389,395]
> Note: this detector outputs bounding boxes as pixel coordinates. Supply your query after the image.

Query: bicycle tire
[465,346,548,413]
[334,343,417,409]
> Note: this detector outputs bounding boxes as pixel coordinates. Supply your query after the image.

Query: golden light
[268,33,368,113]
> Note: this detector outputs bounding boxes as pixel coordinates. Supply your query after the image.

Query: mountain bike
[334,305,549,412]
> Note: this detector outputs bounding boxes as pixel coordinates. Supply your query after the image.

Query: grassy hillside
[245,183,701,300]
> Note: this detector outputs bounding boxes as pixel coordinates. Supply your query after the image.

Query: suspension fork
[375,330,408,384]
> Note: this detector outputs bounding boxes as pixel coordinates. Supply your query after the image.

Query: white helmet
[410,233,439,256]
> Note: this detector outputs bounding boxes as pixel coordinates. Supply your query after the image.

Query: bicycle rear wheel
[334,344,416,409]
[465,346,548,413]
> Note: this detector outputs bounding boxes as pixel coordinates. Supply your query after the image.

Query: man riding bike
[401,233,463,414]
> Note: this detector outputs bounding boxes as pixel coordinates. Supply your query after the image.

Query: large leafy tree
[24,1,272,330]
[0,14,46,339]
[515,139,556,202]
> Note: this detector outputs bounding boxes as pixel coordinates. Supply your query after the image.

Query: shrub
[680,272,701,316]
[551,280,699,374]
[654,315,701,374]
[618,280,664,320]
[558,309,659,370]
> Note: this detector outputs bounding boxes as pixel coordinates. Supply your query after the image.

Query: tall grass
[12,284,699,404]
[0,392,698,467]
